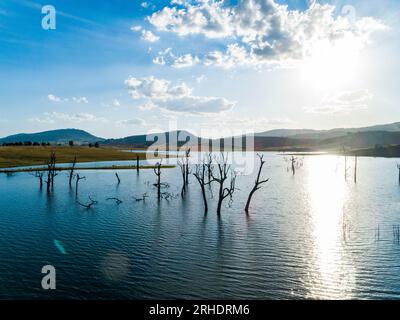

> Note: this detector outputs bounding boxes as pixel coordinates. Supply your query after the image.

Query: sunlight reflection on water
[306,156,356,299]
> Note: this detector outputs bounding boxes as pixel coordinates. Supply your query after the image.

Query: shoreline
[0,165,175,174]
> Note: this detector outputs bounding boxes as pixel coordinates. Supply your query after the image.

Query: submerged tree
[45,152,58,192]
[33,170,44,189]
[115,172,121,184]
[245,154,269,214]
[211,153,237,216]
[178,148,192,197]
[68,156,77,187]
[205,152,213,184]
[77,196,97,209]
[153,161,162,200]
[343,146,349,181]
[397,164,400,184]
[354,155,358,184]
[193,163,212,215]
[75,174,86,196]
[290,156,296,175]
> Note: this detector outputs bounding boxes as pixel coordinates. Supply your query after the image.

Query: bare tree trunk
[185,148,191,185]
[193,164,211,215]
[46,152,57,192]
[69,156,77,187]
[178,160,186,197]
[115,172,121,184]
[354,155,357,184]
[291,156,296,175]
[75,174,85,196]
[153,161,162,200]
[211,153,236,216]
[245,154,269,214]
[136,155,140,174]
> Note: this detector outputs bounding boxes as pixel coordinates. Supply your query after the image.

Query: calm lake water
[1,152,400,300]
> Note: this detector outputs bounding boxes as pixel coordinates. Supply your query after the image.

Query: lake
[1,152,400,299]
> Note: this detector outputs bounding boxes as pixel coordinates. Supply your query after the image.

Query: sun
[301,35,363,90]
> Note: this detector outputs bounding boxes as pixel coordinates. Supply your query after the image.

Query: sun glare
[301,37,363,90]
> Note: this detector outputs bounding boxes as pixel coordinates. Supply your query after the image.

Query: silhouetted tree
[153,161,162,200]
[115,172,121,184]
[354,155,358,184]
[211,153,237,216]
[245,154,269,214]
[45,152,58,192]
[32,170,44,189]
[193,163,212,214]
[397,164,400,184]
[75,174,86,196]
[68,156,77,187]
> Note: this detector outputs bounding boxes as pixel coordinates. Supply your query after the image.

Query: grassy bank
[0,146,152,168]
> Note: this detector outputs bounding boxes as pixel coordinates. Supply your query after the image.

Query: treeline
[1,141,101,147]
[2,141,51,146]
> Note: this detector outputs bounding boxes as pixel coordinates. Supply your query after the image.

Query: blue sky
[0,0,399,138]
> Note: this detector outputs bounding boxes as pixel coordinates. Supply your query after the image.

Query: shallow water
[1,152,400,299]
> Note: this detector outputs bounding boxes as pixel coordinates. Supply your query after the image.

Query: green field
[0,146,152,168]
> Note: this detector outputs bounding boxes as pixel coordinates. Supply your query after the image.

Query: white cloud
[131,25,143,32]
[305,90,373,115]
[153,49,199,68]
[29,112,106,124]
[148,0,388,68]
[117,118,147,127]
[48,94,62,102]
[125,76,235,114]
[196,75,207,83]
[47,94,88,104]
[112,99,121,108]
[172,53,199,69]
[141,30,160,42]
[72,96,89,104]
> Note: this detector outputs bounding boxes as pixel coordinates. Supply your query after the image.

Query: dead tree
[68,156,77,187]
[184,148,191,185]
[32,170,44,189]
[107,197,123,205]
[153,161,162,200]
[245,154,269,214]
[211,153,237,216]
[115,172,121,184]
[45,152,58,192]
[178,160,187,197]
[193,163,212,215]
[205,152,213,184]
[77,196,97,209]
[75,174,86,196]
[177,149,192,197]
[397,164,400,184]
[134,193,148,202]
[290,156,296,175]
[354,155,358,184]
[136,155,140,174]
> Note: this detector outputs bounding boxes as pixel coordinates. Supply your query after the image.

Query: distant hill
[103,130,198,148]
[2,121,400,152]
[0,129,104,144]
[317,131,400,149]
[257,122,400,140]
